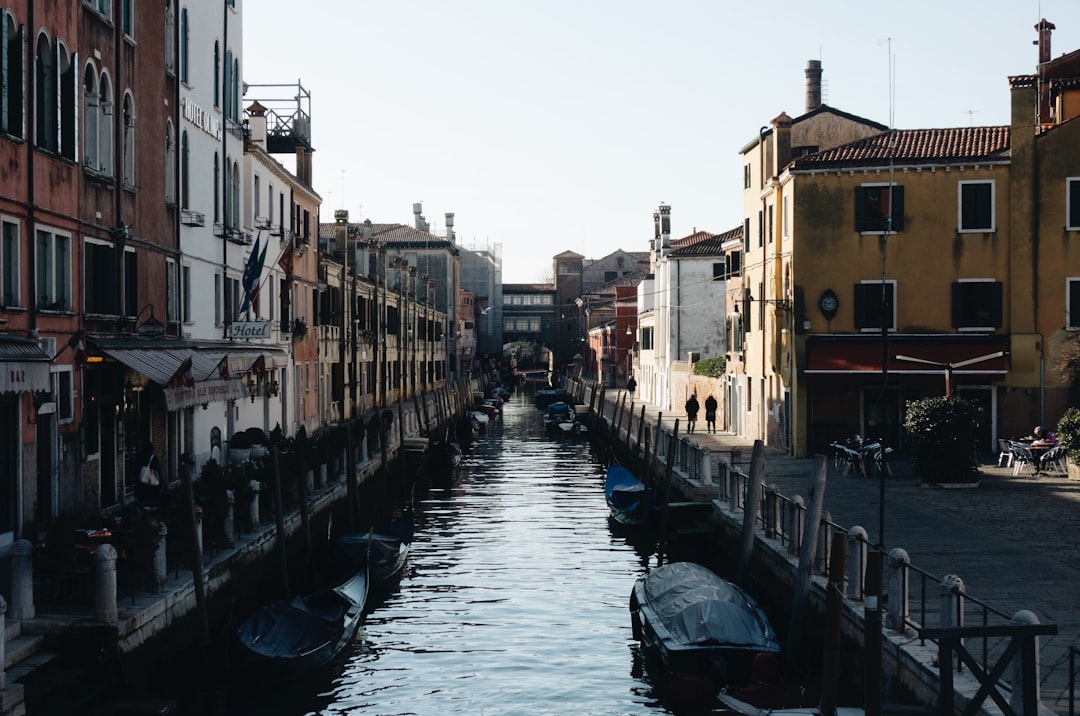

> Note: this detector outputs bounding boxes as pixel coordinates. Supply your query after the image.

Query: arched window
[98,71,113,174]
[122,92,135,186]
[180,129,189,208]
[2,10,26,139]
[165,1,175,74]
[224,48,232,118]
[231,58,239,120]
[83,64,98,167]
[179,7,188,83]
[35,33,56,150]
[165,120,175,204]
[223,155,230,226]
[57,42,74,160]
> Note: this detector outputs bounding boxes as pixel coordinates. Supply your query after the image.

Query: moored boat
[629,562,780,696]
[544,401,587,436]
[604,464,656,526]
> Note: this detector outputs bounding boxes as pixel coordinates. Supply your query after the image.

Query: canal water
[160,396,681,715]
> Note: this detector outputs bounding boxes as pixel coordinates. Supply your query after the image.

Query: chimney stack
[1037,18,1055,65]
[246,101,267,147]
[805,60,822,112]
[445,212,455,242]
[659,204,671,257]
[413,202,423,230]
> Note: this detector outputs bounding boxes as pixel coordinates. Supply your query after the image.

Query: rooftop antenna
[340,170,346,211]
[965,110,979,125]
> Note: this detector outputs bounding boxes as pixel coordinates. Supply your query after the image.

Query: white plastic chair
[1011,444,1036,477]
[1040,445,1068,476]
[997,439,1014,468]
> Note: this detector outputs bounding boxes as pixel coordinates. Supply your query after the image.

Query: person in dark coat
[626,376,636,397]
[704,395,718,434]
[684,393,700,434]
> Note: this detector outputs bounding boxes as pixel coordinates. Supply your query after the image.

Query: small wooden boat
[235,569,368,678]
[629,562,780,693]
[544,401,587,436]
[327,514,413,596]
[604,464,656,526]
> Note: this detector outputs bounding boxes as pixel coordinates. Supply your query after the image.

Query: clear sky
[244,1,1080,283]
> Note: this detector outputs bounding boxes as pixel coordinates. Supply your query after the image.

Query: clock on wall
[819,289,839,319]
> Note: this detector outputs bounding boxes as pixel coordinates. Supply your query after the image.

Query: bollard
[249,479,261,527]
[939,574,965,670]
[1010,610,1042,713]
[93,543,118,623]
[152,522,168,593]
[10,539,34,620]
[845,527,869,600]
[224,489,236,546]
[0,594,6,689]
[816,510,832,576]
[787,495,806,556]
[700,447,712,485]
[886,548,911,631]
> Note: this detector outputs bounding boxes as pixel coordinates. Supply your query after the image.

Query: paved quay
[598,392,1080,713]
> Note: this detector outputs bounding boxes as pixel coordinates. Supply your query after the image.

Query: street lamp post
[334,209,349,422]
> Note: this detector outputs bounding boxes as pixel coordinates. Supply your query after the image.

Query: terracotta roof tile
[670,226,742,257]
[789,126,1011,171]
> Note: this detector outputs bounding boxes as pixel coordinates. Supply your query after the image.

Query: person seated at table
[1028,426,1058,447]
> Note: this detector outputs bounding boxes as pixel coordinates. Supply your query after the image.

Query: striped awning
[99,346,218,386]
[0,338,52,394]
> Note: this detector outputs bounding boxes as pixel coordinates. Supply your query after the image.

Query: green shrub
[1056,407,1080,463]
[902,396,981,484]
[693,357,726,377]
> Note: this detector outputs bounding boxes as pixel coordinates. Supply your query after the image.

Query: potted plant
[1056,407,1080,478]
[228,430,252,463]
[903,396,982,486]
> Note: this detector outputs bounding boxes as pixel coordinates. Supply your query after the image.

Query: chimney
[413,202,423,230]
[659,204,671,257]
[1036,18,1056,126]
[246,101,267,147]
[805,60,823,112]
[1036,18,1055,65]
[295,147,312,186]
[445,212,455,242]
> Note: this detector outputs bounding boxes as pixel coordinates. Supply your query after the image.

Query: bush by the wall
[693,357,726,378]
[902,396,981,484]
[1056,407,1080,463]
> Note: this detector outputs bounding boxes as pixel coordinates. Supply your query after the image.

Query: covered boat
[236,569,368,677]
[629,562,780,689]
[326,513,414,591]
[544,401,587,436]
[604,464,656,526]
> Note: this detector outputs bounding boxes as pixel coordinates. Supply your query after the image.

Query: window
[121,0,133,36]
[224,275,239,322]
[1068,178,1080,231]
[97,71,113,173]
[743,217,750,253]
[1068,278,1080,330]
[743,164,751,190]
[166,258,176,323]
[34,34,55,150]
[855,184,905,233]
[213,41,219,108]
[253,175,260,222]
[223,156,230,226]
[214,272,221,324]
[224,48,232,118]
[165,1,175,73]
[165,121,175,203]
[36,227,71,311]
[213,152,219,222]
[123,248,137,316]
[712,262,724,281]
[767,204,774,245]
[85,240,118,315]
[180,130,189,207]
[55,367,73,423]
[230,160,239,228]
[959,180,994,232]
[757,210,764,248]
[853,281,895,331]
[87,0,112,17]
[1,217,19,306]
[181,264,191,322]
[951,280,1002,330]
[1,11,25,138]
[122,93,135,186]
[179,8,188,83]
[83,65,98,167]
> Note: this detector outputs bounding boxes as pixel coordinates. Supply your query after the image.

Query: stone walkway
[601,393,1080,713]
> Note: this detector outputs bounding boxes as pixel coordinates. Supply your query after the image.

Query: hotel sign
[182,97,222,141]
[229,321,271,340]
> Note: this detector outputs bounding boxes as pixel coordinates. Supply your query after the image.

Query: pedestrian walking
[685,393,700,434]
[626,375,636,397]
[704,394,718,434]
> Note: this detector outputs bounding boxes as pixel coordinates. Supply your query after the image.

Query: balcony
[180,209,205,227]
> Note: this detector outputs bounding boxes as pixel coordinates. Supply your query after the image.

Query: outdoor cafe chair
[1010,444,1037,477]
[997,439,1015,468]
[1039,445,1068,476]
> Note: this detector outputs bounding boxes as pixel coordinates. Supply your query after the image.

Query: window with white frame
[1067,178,1080,231]
[1068,278,1080,330]
[959,180,995,232]
[1,10,26,139]
[853,280,895,332]
[1,217,19,307]
[166,258,176,323]
[180,130,188,207]
[34,33,75,155]
[36,227,71,311]
[164,1,175,73]
[214,272,221,324]
[230,160,239,228]
[179,7,188,83]
[181,264,191,322]
[213,41,219,108]
[121,0,133,37]
[855,183,905,233]
[83,64,98,167]
[952,279,1002,330]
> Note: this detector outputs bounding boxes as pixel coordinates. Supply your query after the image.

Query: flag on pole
[169,355,195,388]
[249,354,266,380]
[240,234,268,314]
[279,248,294,312]
[212,355,231,382]
[66,330,86,366]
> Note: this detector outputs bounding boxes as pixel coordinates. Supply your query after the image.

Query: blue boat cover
[639,562,780,652]
[605,464,645,513]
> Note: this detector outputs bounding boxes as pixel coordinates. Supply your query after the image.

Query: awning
[805,338,1009,377]
[0,338,52,393]
[99,346,246,410]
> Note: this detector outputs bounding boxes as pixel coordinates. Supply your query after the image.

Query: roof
[789,126,1011,171]
[318,222,456,250]
[670,226,742,257]
[740,103,889,154]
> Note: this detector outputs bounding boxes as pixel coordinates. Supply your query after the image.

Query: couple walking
[684,393,717,434]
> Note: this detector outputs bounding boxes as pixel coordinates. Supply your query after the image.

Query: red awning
[805,339,1008,376]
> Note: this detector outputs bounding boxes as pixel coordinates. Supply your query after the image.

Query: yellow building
[729,23,1080,458]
